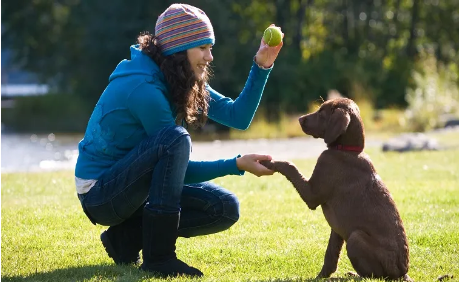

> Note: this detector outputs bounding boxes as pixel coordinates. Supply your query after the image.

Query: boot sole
[140,259,203,277]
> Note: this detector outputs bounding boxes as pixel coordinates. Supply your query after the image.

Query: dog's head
[299,98,365,147]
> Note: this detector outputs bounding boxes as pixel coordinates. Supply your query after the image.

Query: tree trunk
[294,0,311,52]
[406,0,420,58]
[275,0,287,30]
[380,0,401,60]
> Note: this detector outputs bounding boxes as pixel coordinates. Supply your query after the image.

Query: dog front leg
[316,230,344,279]
[260,160,319,209]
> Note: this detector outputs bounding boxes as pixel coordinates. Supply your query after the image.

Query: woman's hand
[254,24,284,68]
[236,154,275,177]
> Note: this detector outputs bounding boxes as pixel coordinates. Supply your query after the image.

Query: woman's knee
[221,192,240,223]
[199,182,240,223]
[177,183,240,236]
[160,125,191,153]
[203,191,239,234]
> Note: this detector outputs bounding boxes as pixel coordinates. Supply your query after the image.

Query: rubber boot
[140,209,203,277]
[100,215,143,264]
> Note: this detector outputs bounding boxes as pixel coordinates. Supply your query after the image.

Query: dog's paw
[314,273,330,280]
[437,274,452,282]
[259,160,276,170]
[315,269,333,280]
[346,271,359,277]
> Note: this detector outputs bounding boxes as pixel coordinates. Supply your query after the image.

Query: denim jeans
[78,125,240,237]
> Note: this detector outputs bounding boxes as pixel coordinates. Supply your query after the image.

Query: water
[1,132,81,173]
[1,130,330,173]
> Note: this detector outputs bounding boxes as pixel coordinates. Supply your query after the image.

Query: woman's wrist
[236,155,243,170]
[254,56,273,69]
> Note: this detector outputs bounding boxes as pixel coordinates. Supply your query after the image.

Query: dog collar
[329,145,363,152]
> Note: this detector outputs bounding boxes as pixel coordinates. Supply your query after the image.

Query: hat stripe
[157,18,207,36]
[161,30,213,49]
[160,25,210,42]
[162,39,213,56]
[156,8,209,31]
[161,21,208,34]
[157,7,186,20]
[156,14,197,31]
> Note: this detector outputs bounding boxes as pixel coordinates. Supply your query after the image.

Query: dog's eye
[317,109,326,119]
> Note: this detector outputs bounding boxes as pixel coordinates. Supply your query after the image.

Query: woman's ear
[324,108,350,144]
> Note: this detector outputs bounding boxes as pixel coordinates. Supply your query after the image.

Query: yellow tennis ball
[263,26,282,47]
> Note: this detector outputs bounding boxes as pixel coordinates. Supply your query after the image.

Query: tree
[2,0,459,128]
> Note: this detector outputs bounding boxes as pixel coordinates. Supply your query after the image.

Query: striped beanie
[155,4,215,56]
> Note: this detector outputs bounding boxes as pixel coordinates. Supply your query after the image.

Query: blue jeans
[78,126,240,237]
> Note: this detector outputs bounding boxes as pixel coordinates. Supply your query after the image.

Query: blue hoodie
[75,45,272,183]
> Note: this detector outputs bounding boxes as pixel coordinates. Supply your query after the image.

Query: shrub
[404,50,459,131]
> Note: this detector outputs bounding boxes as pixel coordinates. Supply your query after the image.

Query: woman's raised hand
[254,24,284,68]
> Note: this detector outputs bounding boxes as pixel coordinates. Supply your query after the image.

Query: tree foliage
[3,0,459,119]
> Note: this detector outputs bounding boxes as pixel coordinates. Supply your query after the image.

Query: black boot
[140,209,203,277]
[100,216,143,265]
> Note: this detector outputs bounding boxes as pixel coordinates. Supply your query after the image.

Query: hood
[109,44,166,83]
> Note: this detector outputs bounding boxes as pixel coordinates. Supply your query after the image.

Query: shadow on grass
[1,264,364,282]
[0,264,147,282]
[254,278,363,282]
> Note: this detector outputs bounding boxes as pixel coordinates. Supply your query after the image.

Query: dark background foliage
[2,0,459,132]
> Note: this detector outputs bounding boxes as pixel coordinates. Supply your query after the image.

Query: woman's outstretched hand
[254,24,284,68]
[236,154,275,177]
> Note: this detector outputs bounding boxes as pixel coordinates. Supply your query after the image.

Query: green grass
[2,147,459,282]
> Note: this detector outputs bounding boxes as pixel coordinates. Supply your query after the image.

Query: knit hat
[155,4,215,56]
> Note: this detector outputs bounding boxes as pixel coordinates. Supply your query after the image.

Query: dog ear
[324,108,350,144]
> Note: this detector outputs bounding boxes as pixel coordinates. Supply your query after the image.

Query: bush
[404,50,459,131]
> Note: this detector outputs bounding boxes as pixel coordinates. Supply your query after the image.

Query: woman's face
[187,44,213,80]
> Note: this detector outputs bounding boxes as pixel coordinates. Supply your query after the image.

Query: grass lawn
[2,145,459,281]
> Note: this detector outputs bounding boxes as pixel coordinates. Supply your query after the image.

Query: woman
[75,3,283,277]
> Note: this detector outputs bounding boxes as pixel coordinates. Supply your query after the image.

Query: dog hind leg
[346,230,385,278]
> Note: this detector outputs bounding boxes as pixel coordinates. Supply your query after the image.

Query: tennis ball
[263,26,282,47]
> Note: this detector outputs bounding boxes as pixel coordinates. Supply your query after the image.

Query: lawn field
[2,146,459,282]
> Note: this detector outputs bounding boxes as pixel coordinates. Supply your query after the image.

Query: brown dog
[260,98,411,281]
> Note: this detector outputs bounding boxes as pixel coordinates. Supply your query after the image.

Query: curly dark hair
[137,32,211,129]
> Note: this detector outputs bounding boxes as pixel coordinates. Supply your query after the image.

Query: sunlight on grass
[2,149,459,281]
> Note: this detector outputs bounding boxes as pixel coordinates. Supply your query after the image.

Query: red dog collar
[329,144,363,152]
